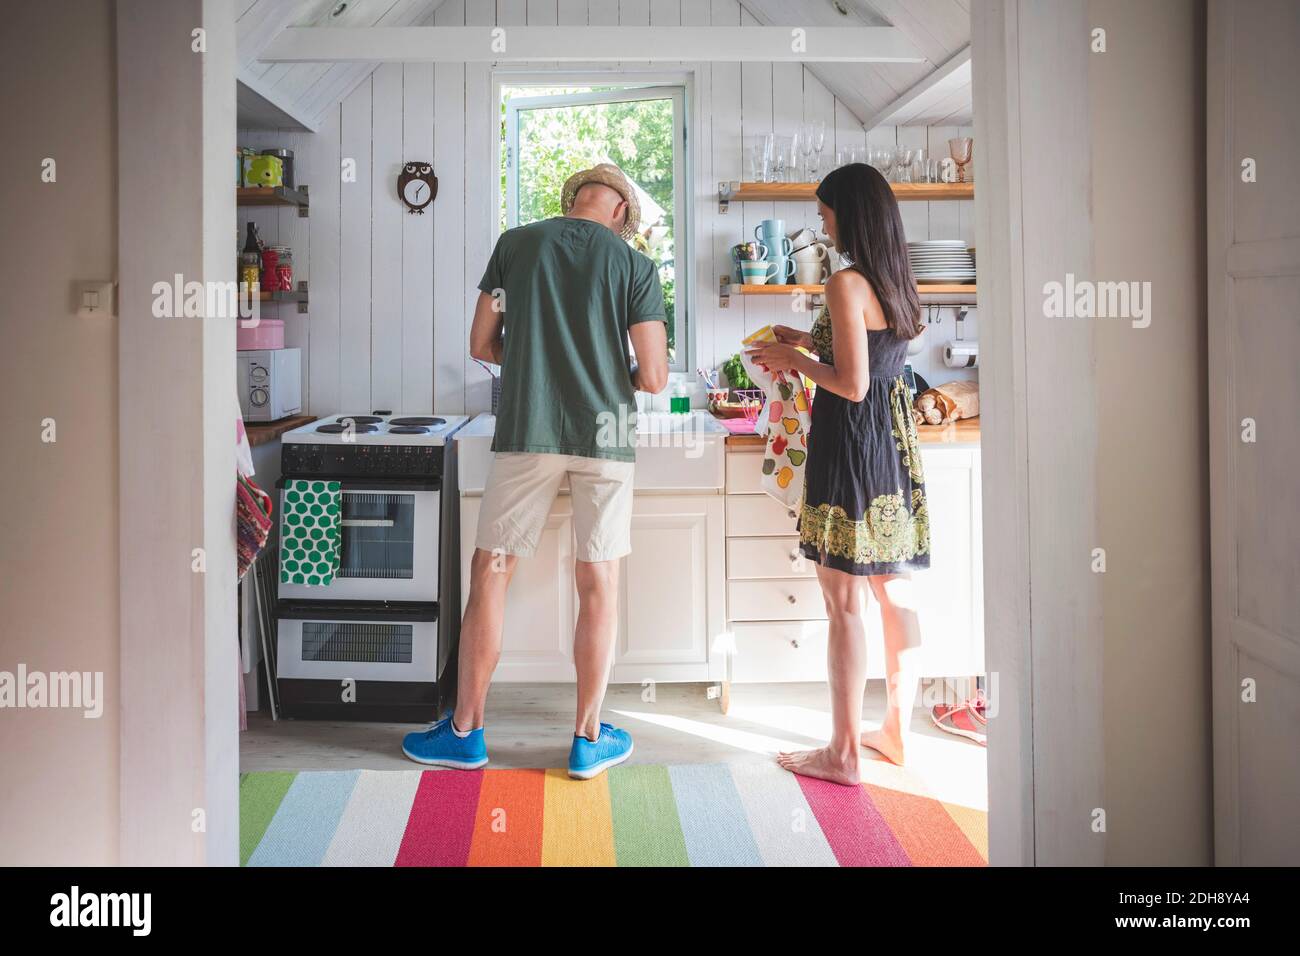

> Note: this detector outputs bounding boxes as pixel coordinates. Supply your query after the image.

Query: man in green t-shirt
[402,164,669,780]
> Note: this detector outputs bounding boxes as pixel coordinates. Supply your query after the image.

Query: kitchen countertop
[723,416,980,448]
[245,414,314,447]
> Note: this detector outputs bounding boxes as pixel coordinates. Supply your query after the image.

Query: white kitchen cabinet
[459,496,578,682]
[458,492,726,683]
[723,443,984,684]
[611,495,727,684]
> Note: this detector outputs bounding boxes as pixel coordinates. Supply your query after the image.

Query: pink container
[237,318,284,350]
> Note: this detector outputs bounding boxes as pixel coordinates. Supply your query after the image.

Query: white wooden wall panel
[709,0,746,371]
[306,109,341,412]
[402,62,436,412]
[370,63,406,412]
[338,77,374,412]
[263,0,973,414]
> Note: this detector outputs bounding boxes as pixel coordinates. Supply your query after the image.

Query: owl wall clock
[398,162,437,214]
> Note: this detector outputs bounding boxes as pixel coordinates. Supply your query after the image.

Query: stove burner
[335,415,383,425]
[388,416,446,427]
[316,422,379,434]
[388,425,429,435]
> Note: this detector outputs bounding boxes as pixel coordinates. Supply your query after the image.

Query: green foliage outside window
[502,87,679,354]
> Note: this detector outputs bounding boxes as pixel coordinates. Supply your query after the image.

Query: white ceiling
[236,0,971,131]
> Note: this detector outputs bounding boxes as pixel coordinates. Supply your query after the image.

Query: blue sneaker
[401,717,488,770]
[568,722,633,780]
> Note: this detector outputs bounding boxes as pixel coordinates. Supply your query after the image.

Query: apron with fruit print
[740,327,813,509]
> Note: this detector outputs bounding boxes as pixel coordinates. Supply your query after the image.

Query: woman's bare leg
[777,563,865,786]
[860,573,922,765]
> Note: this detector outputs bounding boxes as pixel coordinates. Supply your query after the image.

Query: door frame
[971,0,1106,865]
[119,3,1112,867]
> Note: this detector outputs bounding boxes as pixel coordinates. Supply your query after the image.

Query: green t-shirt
[478,216,667,462]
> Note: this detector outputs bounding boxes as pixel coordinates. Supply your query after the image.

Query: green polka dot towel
[280,479,342,586]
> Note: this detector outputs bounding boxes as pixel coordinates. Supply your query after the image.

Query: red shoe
[931,695,987,746]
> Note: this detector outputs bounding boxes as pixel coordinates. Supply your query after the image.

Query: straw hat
[560,163,641,241]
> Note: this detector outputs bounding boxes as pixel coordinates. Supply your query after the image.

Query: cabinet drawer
[725,450,764,494]
[727,578,825,621]
[726,494,801,537]
[730,621,829,683]
[727,536,814,579]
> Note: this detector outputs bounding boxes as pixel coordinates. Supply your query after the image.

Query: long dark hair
[815,163,923,339]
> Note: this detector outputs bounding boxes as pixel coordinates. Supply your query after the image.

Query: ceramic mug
[794,258,827,285]
[768,256,796,283]
[792,242,828,263]
[787,227,817,249]
[740,259,778,284]
[733,240,769,262]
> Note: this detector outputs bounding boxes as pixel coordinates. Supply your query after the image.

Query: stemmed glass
[870,146,894,181]
[948,137,974,183]
[893,146,916,183]
[800,120,826,181]
[798,124,815,182]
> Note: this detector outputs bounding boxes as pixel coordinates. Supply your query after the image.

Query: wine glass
[948,137,973,183]
[808,119,826,181]
[893,146,915,183]
[872,146,894,181]
[798,123,816,182]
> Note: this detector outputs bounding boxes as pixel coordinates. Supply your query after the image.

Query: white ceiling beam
[259,25,925,63]
[864,45,971,129]
[236,73,320,132]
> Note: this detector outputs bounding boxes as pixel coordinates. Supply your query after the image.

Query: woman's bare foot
[860,729,906,766]
[776,747,861,786]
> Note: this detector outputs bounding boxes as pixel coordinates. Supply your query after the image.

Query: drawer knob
[790,639,800,649]
[787,594,797,604]
[787,509,797,519]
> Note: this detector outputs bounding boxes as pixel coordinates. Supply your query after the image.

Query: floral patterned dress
[797,305,930,576]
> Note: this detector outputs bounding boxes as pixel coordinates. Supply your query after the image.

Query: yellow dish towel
[740,326,812,509]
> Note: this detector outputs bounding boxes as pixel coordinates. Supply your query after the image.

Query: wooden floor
[241,681,988,811]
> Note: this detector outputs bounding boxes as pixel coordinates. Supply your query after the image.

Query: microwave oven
[238,348,301,422]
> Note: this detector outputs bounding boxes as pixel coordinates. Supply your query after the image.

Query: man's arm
[468,291,504,365]
[628,320,669,394]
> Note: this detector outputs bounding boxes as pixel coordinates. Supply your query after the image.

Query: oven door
[278,480,440,602]
[276,603,439,682]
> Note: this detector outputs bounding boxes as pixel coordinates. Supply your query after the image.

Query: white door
[460,497,578,682]
[612,495,726,683]
[1208,0,1300,865]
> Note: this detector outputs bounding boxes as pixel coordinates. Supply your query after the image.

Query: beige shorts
[475,452,635,562]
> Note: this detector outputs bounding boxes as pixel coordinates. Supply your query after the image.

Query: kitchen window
[501,82,689,369]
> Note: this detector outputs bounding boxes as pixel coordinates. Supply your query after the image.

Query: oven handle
[276,600,439,623]
[339,518,395,528]
[277,477,441,492]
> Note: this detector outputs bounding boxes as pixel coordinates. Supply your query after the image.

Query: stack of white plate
[908,240,976,284]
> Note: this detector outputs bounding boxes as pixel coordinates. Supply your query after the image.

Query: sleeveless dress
[797,305,931,576]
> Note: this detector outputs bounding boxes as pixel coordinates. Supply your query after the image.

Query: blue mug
[767,256,796,283]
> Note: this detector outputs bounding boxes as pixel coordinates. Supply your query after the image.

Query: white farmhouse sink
[455,412,726,493]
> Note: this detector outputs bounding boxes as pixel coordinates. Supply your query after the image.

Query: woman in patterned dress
[745,163,928,784]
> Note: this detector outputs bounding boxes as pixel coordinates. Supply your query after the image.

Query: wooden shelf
[731,283,827,295]
[722,281,976,307]
[253,281,309,313]
[719,180,972,208]
[730,282,975,296]
[237,185,310,216]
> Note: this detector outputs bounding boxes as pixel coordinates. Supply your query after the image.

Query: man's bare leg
[452,547,517,731]
[572,558,620,740]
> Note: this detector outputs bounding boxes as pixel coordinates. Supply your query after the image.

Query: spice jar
[273,246,294,292]
[260,245,279,288]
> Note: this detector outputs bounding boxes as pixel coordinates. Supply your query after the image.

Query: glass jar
[273,246,293,292]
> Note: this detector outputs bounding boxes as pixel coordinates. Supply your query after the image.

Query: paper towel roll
[943,341,979,368]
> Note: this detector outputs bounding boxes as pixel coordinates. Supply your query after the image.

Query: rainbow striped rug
[241,762,986,867]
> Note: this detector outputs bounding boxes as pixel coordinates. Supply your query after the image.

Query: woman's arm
[747,271,876,402]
